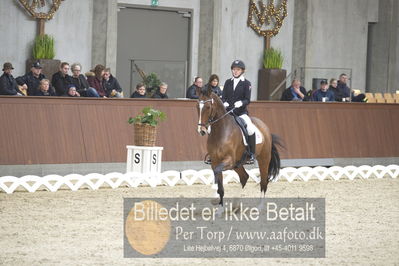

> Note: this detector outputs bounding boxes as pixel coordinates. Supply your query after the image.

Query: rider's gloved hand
[234,101,243,108]
[223,102,229,108]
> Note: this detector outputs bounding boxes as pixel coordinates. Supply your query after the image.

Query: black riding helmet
[231,60,245,70]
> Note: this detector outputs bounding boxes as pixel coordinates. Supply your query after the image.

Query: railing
[269,68,298,100]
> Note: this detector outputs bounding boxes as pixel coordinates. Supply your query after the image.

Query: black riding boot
[247,133,256,164]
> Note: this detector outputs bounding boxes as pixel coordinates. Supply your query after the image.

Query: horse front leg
[213,163,225,206]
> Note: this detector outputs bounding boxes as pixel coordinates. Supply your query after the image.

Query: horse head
[196,85,217,136]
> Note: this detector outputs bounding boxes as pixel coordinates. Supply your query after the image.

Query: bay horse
[196,86,282,208]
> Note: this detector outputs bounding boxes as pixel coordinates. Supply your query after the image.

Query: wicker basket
[134,123,157,146]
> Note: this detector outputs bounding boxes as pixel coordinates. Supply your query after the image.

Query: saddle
[233,115,250,145]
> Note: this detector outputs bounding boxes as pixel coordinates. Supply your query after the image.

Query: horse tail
[268,134,284,182]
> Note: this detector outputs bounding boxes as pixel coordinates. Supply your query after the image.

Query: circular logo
[125,200,171,255]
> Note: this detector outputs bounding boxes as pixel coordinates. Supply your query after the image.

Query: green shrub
[263,48,284,69]
[128,107,166,127]
[33,35,55,59]
[143,72,161,96]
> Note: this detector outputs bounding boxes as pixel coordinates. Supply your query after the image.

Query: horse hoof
[216,205,224,217]
[210,198,219,205]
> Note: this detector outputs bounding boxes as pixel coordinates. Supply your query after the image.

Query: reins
[208,108,235,125]
[197,97,235,127]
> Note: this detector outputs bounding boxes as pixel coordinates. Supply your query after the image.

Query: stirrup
[204,154,212,165]
[245,154,255,165]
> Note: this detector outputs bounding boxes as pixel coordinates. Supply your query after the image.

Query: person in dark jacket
[205,74,222,97]
[152,82,169,99]
[222,59,256,163]
[70,63,99,97]
[16,61,46,96]
[130,83,147,98]
[52,62,73,96]
[312,80,335,102]
[331,74,351,102]
[103,68,123,98]
[87,64,107,97]
[334,73,366,102]
[0,62,24,96]
[280,79,307,101]
[34,79,56,96]
[186,77,203,99]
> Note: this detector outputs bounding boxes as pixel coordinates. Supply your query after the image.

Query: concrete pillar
[92,0,118,73]
[367,0,399,93]
[291,0,308,82]
[198,0,214,79]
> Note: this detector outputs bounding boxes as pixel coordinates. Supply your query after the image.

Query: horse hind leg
[258,144,271,210]
[230,166,250,212]
[258,143,272,198]
[234,166,249,188]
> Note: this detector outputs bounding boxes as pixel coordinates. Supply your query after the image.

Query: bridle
[197,98,235,128]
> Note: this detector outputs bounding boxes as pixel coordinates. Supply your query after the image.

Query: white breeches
[239,114,256,135]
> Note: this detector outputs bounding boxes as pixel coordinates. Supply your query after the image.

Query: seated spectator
[152,82,169,99]
[0,62,24,96]
[328,78,338,93]
[103,68,123,98]
[70,63,99,97]
[52,62,73,96]
[130,83,147,98]
[333,73,366,102]
[16,82,28,96]
[312,80,335,102]
[280,79,307,101]
[206,74,222,97]
[34,79,55,96]
[64,84,80,97]
[87,64,107,97]
[186,77,203,99]
[16,61,46,96]
[331,74,350,102]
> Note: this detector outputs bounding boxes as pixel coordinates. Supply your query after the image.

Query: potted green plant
[26,34,61,79]
[128,107,166,146]
[257,47,287,100]
[143,72,161,97]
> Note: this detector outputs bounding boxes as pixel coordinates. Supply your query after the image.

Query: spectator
[328,78,338,93]
[0,62,24,96]
[334,73,366,102]
[186,77,203,99]
[130,83,147,98]
[15,81,28,96]
[152,82,169,99]
[87,64,107,97]
[52,62,73,96]
[64,84,80,97]
[205,74,222,97]
[331,74,351,102]
[70,63,99,97]
[34,79,55,96]
[312,80,335,102]
[280,79,307,101]
[103,68,123,98]
[16,61,46,96]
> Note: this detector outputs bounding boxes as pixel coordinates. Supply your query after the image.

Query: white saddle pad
[241,126,263,146]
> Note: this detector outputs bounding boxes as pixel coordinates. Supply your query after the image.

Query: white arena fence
[0,165,398,194]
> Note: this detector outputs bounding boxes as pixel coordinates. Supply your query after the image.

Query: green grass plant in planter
[263,48,284,69]
[33,34,55,59]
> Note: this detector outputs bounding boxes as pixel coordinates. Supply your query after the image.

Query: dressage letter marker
[126,146,164,174]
